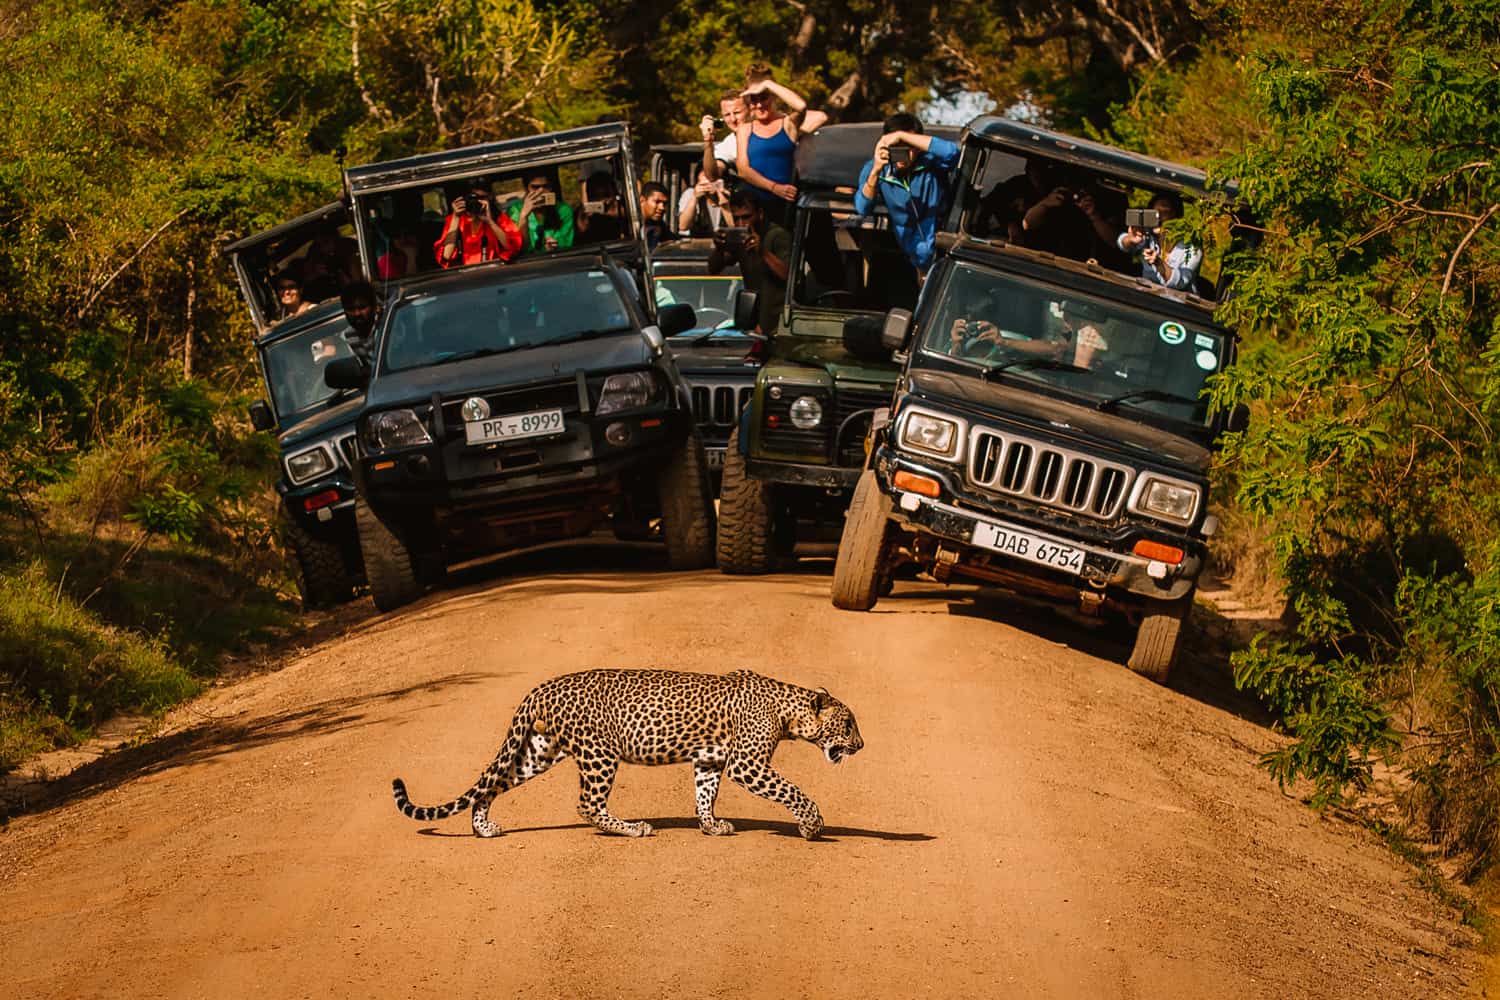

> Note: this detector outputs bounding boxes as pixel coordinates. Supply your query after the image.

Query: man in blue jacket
[853,113,961,275]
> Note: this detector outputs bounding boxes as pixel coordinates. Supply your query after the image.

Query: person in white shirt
[678,167,730,236]
[699,90,748,184]
[1117,191,1202,291]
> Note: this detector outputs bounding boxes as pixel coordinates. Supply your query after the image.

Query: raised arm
[700,115,724,183]
[745,79,812,139]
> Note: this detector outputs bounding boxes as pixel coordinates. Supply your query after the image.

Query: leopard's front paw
[625,821,655,838]
[798,809,824,841]
[701,818,736,837]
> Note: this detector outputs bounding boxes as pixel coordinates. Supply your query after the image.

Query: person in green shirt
[708,187,790,336]
[506,169,576,254]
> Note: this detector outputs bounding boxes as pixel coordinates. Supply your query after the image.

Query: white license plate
[705,448,725,469]
[970,521,1086,574]
[464,408,565,445]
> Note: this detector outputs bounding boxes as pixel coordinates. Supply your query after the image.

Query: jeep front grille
[337,433,359,467]
[968,428,1132,519]
[689,383,754,427]
[833,385,891,466]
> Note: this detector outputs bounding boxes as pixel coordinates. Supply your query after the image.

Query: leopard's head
[791,687,864,765]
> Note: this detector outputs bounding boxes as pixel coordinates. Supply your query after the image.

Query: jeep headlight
[596,371,659,415]
[285,443,335,485]
[901,411,962,458]
[789,395,823,429]
[1132,476,1200,523]
[369,409,432,450]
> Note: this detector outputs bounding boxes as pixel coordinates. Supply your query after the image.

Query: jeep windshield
[381,270,633,373]
[917,261,1227,426]
[262,318,361,419]
[656,275,743,335]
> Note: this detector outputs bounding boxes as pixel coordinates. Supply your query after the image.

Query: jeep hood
[777,335,898,384]
[907,370,1211,474]
[669,336,761,376]
[279,393,363,448]
[368,333,653,408]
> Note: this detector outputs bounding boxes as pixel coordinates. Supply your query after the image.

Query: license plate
[970,521,1086,574]
[464,408,565,445]
[705,448,725,469]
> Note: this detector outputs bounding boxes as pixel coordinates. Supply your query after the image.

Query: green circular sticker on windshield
[1159,321,1187,345]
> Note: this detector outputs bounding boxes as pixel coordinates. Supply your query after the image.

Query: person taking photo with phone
[853,113,961,274]
[708,187,791,337]
[678,167,729,236]
[434,185,521,268]
[1116,191,1201,291]
[506,170,575,253]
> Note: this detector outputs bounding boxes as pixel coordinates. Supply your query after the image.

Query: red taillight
[1132,539,1184,564]
[766,414,781,428]
[302,489,341,512]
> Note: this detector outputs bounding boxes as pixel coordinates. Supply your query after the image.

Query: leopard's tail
[390,695,538,823]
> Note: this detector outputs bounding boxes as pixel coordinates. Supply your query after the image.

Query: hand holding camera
[888,145,914,169]
[700,114,716,142]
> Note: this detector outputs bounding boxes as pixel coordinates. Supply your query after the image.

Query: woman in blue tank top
[735,66,827,207]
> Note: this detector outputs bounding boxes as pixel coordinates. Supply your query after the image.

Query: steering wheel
[694,307,732,329]
[815,290,858,308]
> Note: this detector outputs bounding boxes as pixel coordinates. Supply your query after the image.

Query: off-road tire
[831,470,892,610]
[657,431,717,569]
[356,499,423,612]
[717,425,776,574]
[281,510,354,609]
[1127,596,1192,684]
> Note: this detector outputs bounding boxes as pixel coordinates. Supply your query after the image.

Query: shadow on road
[414,816,934,842]
[0,671,498,822]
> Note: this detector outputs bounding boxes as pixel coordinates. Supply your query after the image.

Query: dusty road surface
[0,545,1481,998]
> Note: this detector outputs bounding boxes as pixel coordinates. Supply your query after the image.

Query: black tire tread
[282,510,354,610]
[356,499,423,613]
[831,469,891,610]
[1127,597,1192,684]
[658,431,717,570]
[716,425,775,574]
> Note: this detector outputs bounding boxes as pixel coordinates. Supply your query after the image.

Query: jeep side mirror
[324,356,368,391]
[658,302,697,338]
[733,289,759,332]
[640,325,666,356]
[881,308,913,351]
[247,400,275,432]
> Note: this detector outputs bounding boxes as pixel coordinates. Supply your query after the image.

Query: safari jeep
[229,202,366,608]
[327,123,715,611]
[716,123,958,572]
[829,116,1248,682]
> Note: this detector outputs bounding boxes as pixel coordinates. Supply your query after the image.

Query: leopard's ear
[811,687,830,712]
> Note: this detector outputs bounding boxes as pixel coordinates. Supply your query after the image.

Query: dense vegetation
[2,0,1498,885]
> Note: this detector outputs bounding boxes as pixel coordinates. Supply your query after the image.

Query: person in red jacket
[434,186,521,268]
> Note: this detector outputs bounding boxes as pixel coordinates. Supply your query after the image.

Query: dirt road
[0,546,1480,998]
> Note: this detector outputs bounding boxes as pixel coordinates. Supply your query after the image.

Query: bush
[0,563,200,772]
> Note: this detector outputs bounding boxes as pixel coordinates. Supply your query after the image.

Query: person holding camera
[1116,191,1201,291]
[708,187,791,336]
[506,170,576,253]
[575,171,627,244]
[434,185,521,268]
[853,113,961,273]
[678,167,729,236]
[700,90,748,184]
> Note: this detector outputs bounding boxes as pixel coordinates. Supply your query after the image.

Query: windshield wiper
[567,325,634,341]
[685,327,760,346]
[980,358,1091,380]
[429,343,533,365]
[1096,389,1202,413]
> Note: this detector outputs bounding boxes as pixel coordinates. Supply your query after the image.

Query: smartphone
[583,199,611,216]
[1125,208,1161,230]
[721,226,749,250]
[535,191,557,207]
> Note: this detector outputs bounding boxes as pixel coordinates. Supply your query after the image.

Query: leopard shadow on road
[0,671,498,822]
[414,816,933,841]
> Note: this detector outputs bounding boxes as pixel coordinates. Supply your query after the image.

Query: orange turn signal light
[373,460,396,471]
[893,470,941,498]
[1132,539,1184,564]
[640,418,662,428]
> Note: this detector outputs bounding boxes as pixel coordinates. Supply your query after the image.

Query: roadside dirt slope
[0,548,1479,998]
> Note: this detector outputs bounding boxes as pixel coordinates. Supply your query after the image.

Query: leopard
[391,668,864,840]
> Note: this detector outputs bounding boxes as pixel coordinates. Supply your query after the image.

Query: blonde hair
[745,61,773,87]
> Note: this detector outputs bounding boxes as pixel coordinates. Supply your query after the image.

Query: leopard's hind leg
[693,746,734,836]
[575,753,653,838]
[470,731,566,837]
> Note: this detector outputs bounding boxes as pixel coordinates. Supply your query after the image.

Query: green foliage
[0,563,200,772]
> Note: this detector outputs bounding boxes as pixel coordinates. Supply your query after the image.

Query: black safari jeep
[830,116,1248,682]
[229,202,367,607]
[326,124,715,611]
[716,123,958,573]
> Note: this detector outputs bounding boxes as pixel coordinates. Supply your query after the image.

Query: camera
[467,194,487,215]
[888,145,914,169]
[721,226,749,251]
[1125,208,1161,231]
